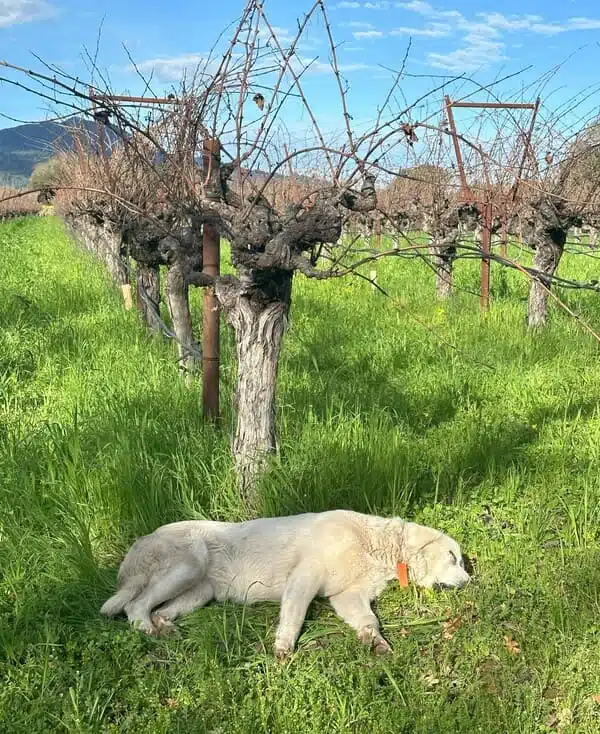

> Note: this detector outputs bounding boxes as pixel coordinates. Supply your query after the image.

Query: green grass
[2,217,600,732]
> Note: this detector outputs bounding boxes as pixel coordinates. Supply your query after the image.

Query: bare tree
[0,2,408,506]
[519,119,600,327]
[5,2,600,506]
[426,200,482,299]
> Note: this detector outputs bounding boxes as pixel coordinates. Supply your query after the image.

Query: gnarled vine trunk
[429,243,456,299]
[528,229,566,328]
[422,203,479,301]
[216,270,293,512]
[67,214,128,288]
[165,261,200,384]
[136,262,161,334]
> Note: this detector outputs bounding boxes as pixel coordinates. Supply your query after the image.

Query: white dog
[101,510,470,658]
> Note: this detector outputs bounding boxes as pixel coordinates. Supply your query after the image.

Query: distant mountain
[0,117,297,189]
[0,118,104,187]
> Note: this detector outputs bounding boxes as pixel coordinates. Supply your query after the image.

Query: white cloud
[437,10,462,19]
[428,39,507,73]
[256,24,321,53]
[331,62,372,72]
[427,17,506,72]
[477,12,600,35]
[132,44,372,84]
[457,21,499,38]
[340,21,374,28]
[476,13,531,31]
[0,0,55,27]
[133,5,600,86]
[393,4,600,72]
[568,17,600,30]
[132,54,213,82]
[257,25,297,45]
[391,22,451,38]
[353,29,384,39]
[296,56,372,73]
[395,1,434,15]
[531,17,600,34]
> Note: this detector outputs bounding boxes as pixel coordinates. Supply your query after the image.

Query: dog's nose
[435,574,470,591]
[457,572,471,588]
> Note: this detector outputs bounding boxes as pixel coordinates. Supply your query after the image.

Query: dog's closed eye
[448,550,458,565]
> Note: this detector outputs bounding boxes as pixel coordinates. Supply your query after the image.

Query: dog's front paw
[151,613,177,636]
[132,618,159,636]
[274,644,293,662]
[357,625,378,646]
[357,626,392,655]
[373,638,392,656]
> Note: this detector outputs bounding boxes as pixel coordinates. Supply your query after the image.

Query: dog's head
[402,522,470,589]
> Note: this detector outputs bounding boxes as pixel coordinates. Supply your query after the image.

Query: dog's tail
[100,575,146,616]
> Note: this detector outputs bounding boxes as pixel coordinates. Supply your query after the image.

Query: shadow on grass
[265,416,540,517]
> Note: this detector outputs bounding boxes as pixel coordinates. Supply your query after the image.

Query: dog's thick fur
[101,510,469,657]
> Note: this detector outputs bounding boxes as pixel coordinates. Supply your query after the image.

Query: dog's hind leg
[124,561,203,636]
[151,580,214,632]
[329,590,391,655]
[274,564,322,660]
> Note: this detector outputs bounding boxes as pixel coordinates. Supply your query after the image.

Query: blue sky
[2,0,600,133]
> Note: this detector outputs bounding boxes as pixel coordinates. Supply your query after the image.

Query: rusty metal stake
[445,96,470,198]
[374,214,381,249]
[500,217,508,259]
[480,199,492,312]
[444,96,539,314]
[202,138,221,421]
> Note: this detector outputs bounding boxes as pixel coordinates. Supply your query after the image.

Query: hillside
[0,118,102,186]
[0,118,278,188]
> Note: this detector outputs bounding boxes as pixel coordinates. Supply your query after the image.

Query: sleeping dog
[101,510,470,658]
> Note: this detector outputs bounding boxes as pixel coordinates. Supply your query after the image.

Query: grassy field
[2,217,600,732]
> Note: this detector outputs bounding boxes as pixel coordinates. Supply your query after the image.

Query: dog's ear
[400,523,442,587]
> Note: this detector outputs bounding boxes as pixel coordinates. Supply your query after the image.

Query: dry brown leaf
[442,616,462,640]
[546,712,558,729]
[399,628,409,638]
[304,638,330,651]
[503,635,521,655]
[165,698,179,710]
[592,694,600,705]
[421,673,440,688]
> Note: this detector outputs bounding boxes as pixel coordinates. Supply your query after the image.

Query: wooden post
[202,138,221,421]
[121,284,133,310]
